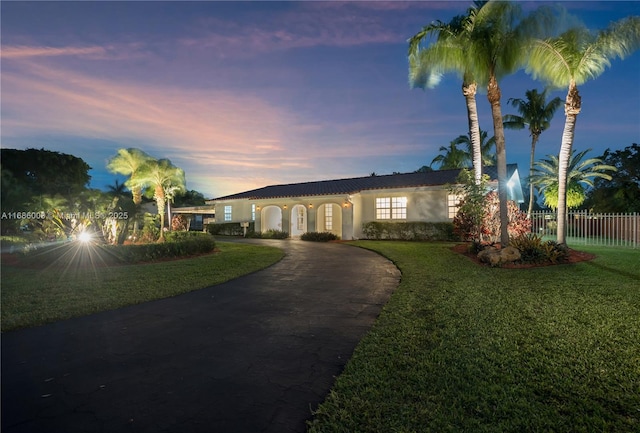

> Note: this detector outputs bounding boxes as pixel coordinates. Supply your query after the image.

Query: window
[325,205,333,230]
[224,205,232,221]
[376,198,390,219]
[376,197,406,220]
[251,204,256,221]
[392,197,407,219]
[448,194,462,219]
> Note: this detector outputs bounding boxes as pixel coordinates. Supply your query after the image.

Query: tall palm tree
[137,158,186,242]
[452,129,496,167]
[531,149,616,209]
[463,1,558,245]
[106,148,154,205]
[106,148,155,238]
[408,2,486,184]
[430,141,469,170]
[525,17,640,243]
[503,88,563,216]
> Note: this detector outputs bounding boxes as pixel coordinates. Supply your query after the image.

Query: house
[205,165,524,240]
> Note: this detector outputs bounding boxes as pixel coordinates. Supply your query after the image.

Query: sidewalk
[1,239,400,433]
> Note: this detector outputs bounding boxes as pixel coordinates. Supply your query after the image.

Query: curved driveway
[2,239,400,433]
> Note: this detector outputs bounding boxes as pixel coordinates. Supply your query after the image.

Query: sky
[2,1,639,200]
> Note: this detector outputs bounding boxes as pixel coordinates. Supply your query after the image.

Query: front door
[290,205,307,238]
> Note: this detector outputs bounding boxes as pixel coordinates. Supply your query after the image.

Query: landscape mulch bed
[452,243,596,268]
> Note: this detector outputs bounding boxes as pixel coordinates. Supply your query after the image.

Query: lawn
[308,242,640,433]
[1,241,284,332]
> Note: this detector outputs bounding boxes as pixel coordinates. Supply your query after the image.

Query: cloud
[1,45,107,59]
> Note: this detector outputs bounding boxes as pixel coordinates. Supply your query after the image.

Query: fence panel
[529,211,639,248]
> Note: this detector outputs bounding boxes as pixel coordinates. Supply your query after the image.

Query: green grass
[308,242,640,433]
[1,241,284,332]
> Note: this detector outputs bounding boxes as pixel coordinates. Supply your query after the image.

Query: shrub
[260,229,289,239]
[171,214,189,231]
[361,221,456,241]
[207,222,255,236]
[105,233,216,263]
[454,191,531,243]
[301,232,340,242]
[509,233,570,264]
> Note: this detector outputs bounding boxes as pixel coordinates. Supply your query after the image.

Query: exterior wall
[352,186,450,239]
[212,187,451,240]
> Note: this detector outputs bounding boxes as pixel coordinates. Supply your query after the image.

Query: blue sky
[2,1,639,199]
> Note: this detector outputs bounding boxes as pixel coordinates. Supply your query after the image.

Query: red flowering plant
[452,171,530,245]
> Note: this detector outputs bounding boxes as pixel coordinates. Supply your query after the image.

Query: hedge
[361,221,457,241]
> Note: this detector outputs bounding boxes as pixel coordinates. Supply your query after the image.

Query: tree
[462,1,558,246]
[173,190,207,207]
[504,88,563,216]
[106,148,155,237]
[430,140,469,169]
[584,143,640,212]
[137,159,186,242]
[106,148,154,206]
[525,17,640,243]
[409,2,486,184]
[452,129,496,167]
[0,148,91,198]
[531,149,616,209]
[413,1,559,245]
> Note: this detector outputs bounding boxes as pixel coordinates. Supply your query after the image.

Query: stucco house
[204,165,524,240]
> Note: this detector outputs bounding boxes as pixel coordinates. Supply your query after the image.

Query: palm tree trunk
[487,74,509,246]
[155,185,166,242]
[557,81,581,245]
[527,134,540,217]
[132,186,142,240]
[463,81,483,184]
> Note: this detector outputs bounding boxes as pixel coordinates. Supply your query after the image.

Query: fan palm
[531,149,616,209]
[524,17,640,243]
[504,88,563,216]
[409,2,486,184]
[137,158,186,242]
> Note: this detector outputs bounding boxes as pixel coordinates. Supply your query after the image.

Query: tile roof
[213,165,516,201]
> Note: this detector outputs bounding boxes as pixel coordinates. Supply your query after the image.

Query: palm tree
[525,17,640,243]
[430,141,469,170]
[106,148,155,237]
[408,2,486,184]
[452,129,496,167]
[463,1,559,245]
[504,88,563,216]
[106,148,154,205]
[137,158,186,242]
[531,149,616,209]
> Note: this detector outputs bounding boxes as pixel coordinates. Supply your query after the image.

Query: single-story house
[170,206,216,231]
[204,165,524,240]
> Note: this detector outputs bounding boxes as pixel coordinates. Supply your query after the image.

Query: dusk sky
[2,1,639,199]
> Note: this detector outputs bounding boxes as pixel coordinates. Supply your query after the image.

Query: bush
[105,233,216,263]
[361,222,456,241]
[509,233,570,264]
[207,222,255,236]
[260,229,289,239]
[301,232,340,242]
[454,191,531,243]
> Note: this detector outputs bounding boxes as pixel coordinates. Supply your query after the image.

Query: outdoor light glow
[78,231,92,243]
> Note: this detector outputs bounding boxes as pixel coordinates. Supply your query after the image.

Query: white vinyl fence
[530,211,639,248]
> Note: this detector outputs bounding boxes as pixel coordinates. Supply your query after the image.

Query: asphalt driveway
[1,239,400,433]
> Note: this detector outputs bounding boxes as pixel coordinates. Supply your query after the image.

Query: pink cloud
[1,45,107,59]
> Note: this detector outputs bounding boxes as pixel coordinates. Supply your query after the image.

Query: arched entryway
[290,205,307,238]
[261,206,283,232]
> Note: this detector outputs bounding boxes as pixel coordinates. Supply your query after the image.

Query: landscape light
[78,231,92,243]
